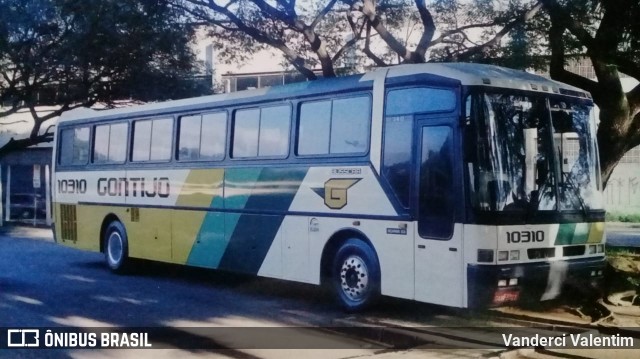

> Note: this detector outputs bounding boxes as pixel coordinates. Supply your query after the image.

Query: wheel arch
[319,227,379,285]
[100,213,123,253]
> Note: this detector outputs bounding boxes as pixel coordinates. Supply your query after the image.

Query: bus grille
[562,245,585,257]
[60,204,77,242]
[527,248,556,259]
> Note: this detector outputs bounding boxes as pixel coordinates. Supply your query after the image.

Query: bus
[52,63,606,311]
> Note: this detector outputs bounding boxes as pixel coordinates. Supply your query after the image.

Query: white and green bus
[52,63,606,310]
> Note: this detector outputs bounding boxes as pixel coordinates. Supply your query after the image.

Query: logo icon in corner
[312,178,361,209]
[7,329,40,347]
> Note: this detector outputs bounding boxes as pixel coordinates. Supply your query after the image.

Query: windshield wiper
[561,172,589,218]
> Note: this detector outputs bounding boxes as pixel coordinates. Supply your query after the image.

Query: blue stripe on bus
[217,167,308,274]
[187,168,261,268]
[186,197,226,268]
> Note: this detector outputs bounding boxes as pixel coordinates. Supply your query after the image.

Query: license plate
[493,289,520,305]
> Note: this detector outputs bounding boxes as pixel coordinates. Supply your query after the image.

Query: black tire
[103,221,130,274]
[332,238,380,312]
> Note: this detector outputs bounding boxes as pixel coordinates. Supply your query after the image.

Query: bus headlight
[498,279,507,287]
[509,278,518,286]
[588,245,597,254]
[597,244,604,253]
[510,250,520,261]
[498,251,509,261]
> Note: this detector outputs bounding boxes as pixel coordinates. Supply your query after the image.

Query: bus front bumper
[467,256,606,308]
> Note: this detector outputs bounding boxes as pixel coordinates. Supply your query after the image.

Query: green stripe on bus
[554,222,590,245]
[187,198,226,268]
[555,223,576,245]
[572,223,590,244]
[187,168,261,268]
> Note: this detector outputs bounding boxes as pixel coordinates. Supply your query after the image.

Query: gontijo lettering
[57,177,171,197]
[97,177,170,198]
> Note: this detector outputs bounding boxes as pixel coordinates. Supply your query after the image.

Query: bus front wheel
[332,239,380,312]
[104,221,130,274]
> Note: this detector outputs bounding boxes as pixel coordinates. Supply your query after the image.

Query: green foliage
[0,0,210,154]
[605,212,640,223]
[0,0,207,109]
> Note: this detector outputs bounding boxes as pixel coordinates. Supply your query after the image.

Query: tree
[538,0,640,187]
[177,0,640,188]
[0,0,206,156]
[173,0,542,79]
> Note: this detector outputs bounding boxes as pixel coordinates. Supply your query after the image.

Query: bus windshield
[466,91,603,213]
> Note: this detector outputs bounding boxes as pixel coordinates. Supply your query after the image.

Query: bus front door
[414,124,464,307]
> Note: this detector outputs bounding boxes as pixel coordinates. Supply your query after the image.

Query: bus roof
[58,63,590,124]
[386,62,587,94]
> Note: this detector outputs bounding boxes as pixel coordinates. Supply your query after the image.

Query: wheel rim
[107,232,123,266]
[339,255,369,302]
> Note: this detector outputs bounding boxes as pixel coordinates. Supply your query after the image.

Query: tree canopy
[0,0,207,155]
[175,0,639,187]
[2,0,638,188]
[539,0,640,187]
[173,0,543,79]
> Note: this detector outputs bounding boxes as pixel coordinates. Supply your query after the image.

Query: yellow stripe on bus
[587,222,605,244]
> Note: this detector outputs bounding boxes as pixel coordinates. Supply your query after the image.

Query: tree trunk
[595,99,633,188]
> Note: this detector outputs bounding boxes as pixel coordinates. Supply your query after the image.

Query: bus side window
[200,112,227,160]
[330,96,370,154]
[297,95,371,156]
[178,115,202,161]
[132,118,173,162]
[59,127,90,166]
[232,105,290,158]
[179,112,227,161]
[298,100,331,155]
[93,123,128,164]
[258,105,290,157]
[382,87,455,208]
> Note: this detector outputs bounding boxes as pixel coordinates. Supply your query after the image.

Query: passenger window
[259,106,290,157]
[233,108,260,158]
[298,100,331,155]
[232,105,290,158]
[178,112,226,161]
[330,97,370,154]
[178,115,201,160]
[93,123,128,163]
[200,112,227,159]
[297,95,371,156]
[59,127,90,165]
[132,118,173,162]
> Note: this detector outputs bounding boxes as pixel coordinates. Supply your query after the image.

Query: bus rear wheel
[332,239,380,312]
[104,221,130,274]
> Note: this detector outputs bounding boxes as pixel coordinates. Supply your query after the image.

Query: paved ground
[1,225,639,359]
[0,226,510,358]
